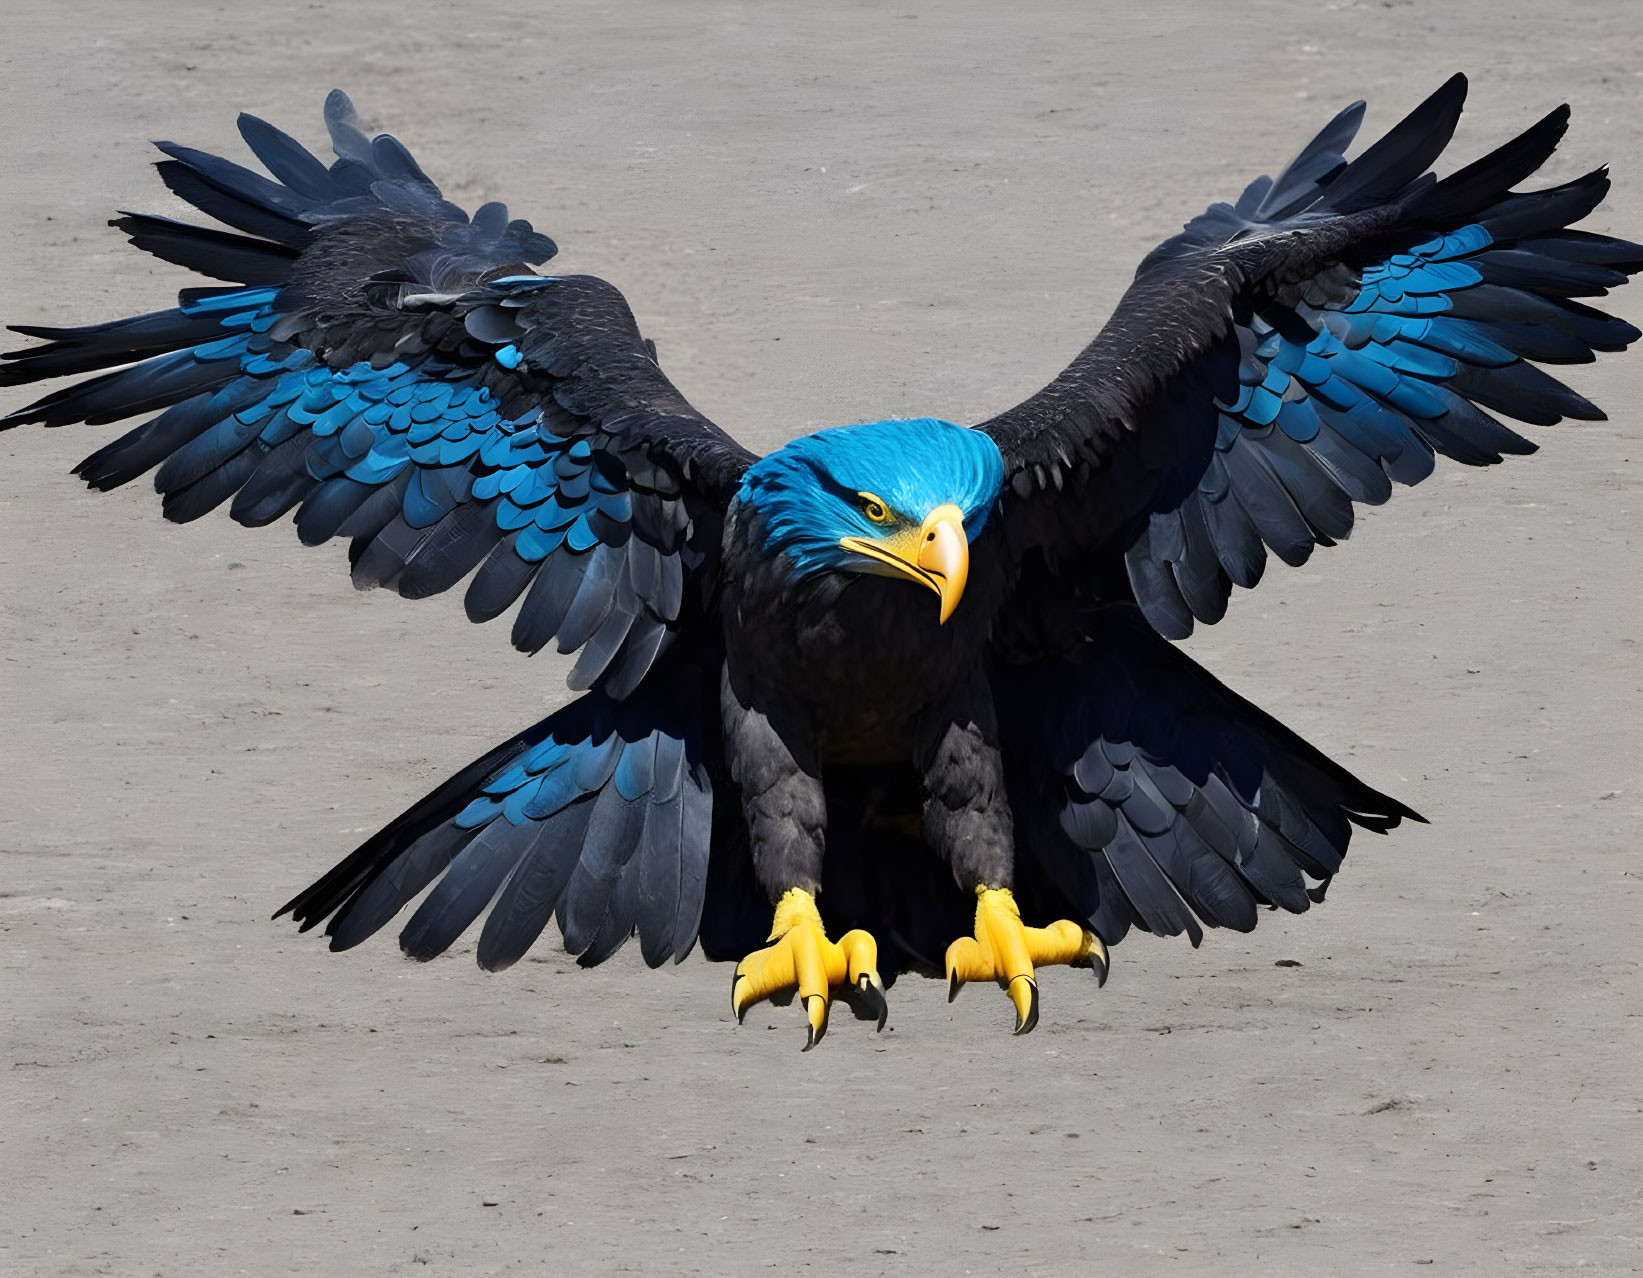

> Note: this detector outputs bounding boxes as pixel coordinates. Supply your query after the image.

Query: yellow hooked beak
[838,503,970,624]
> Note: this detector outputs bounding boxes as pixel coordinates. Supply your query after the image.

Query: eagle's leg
[919,675,1106,1034]
[721,667,887,1049]
[731,889,886,1049]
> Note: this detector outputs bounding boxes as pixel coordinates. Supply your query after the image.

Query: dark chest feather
[722,514,1011,763]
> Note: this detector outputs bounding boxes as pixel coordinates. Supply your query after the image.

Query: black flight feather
[476,798,596,972]
[398,820,529,962]
[110,212,298,285]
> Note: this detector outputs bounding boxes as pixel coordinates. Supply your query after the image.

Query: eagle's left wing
[977,74,1640,641]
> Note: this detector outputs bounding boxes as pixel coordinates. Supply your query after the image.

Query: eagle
[4,75,1637,1048]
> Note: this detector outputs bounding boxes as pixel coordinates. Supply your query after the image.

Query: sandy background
[2,2,1639,1274]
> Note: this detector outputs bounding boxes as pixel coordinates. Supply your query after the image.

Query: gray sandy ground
[2,2,1639,1274]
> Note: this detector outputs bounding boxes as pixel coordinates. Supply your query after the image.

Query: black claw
[1012,978,1040,1036]
[731,973,748,1024]
[840,974,889,1028]
[1092,956,1108,989]
[859,974,889,1032]
[947,970,961,1003]
[800,995,828,1052]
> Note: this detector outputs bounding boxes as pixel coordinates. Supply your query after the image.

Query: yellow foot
[731,888,887,1051]
[944,887,1108,1035]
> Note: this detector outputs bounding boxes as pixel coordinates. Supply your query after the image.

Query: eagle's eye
[858,492,893,525]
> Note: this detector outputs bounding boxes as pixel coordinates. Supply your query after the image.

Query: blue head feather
[737,417,1005,580]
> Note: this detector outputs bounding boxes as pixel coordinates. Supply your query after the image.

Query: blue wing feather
[7,274,683,692]
[2,92,742,702]
[283,638,719,971]
[1124,111,1640,638]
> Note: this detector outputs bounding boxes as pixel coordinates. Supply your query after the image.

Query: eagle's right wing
[2,90,756,699]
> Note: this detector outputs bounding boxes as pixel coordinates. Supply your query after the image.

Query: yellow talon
[944,887,1107,1035]
[731,888,887,1050]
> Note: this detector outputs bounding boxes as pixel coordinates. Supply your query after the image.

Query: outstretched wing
[1,91,755,698]
[978,74,1641,641]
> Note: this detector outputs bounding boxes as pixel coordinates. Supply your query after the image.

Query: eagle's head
[736,417,1005,623]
